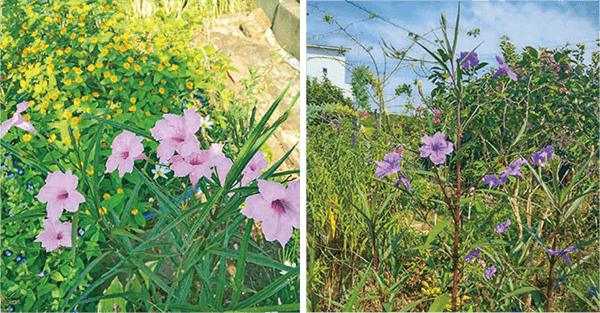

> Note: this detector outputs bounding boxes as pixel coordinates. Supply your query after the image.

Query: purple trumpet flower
[374,152,402,178]
[494,219,511,234]
[483,175,502,188]
[351,118,359,131]
[483,265,497,279]
[394,172,412,192]
[457,51,480,70]
[492,55,518,82]
[419,132,454,165]
[499,158,528,184]
[465,247,481,262]
[532,145,555,167]
[547,245,577,266]
[334,118,341,135]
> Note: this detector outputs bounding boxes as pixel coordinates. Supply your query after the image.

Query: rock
[239,9,271,38]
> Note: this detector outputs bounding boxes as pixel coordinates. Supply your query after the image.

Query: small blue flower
[39,270,48,277]
[14,255,25,264]
[6,170,15,179]
[4,153,11,158]
[8,209,14,217]
[77,227,85,238]
[586,286,598,299]
[12,160,18,167]
[73,309,78,313]
[3,250,13,257]
[27,183,34,191]
[16,168,24,175]
[7,305,15,312]
[1,162,7,169]
[197,93,208,107]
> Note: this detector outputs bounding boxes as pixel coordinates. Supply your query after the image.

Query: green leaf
[231,267,299,310]
[499,286,538,301]
[426,219,449,246]
[98,277,127,313]
[231,220,253,306]
[343,268,370,312]
[428,293,450,312]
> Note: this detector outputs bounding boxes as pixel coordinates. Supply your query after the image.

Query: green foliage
[307,75,353,108]
[1,1,300,312]
[351,66,371,112]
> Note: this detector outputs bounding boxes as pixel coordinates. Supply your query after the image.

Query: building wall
[306,47,353,100]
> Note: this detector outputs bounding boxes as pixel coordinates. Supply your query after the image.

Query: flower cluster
[34,170,85,252]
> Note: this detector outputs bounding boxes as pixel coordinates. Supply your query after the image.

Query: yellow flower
[73,67,83,75]
[86,166,94,175]
[96,62,103,69]
[103,71,111,78]
[122,77,128,82]
[195,69,202,75]
[222,66,227,72]
[87,64,95,72]
[214,65,221,72]
[65,79,72,86]
[77,37,84,43]
[48,134,57,143]
[91,37,98,44]
[101,49,109,56]
[117,188,123,193]
[75,77,83,84]
[42,101,50,108]
[127,56,134,63]
[28,101,35,107]
[158,87,165,94]
[82,96,89,101]
[123,62,130,69]
[131,209,138,215]
[53,103,63,110]
[6,63,12,70]
[103,4,110,12]
[40,109,46,114]
[71,116,80,124]
[19,30,25,36]
[130,98,137,104]
[145,111,151,116]
[65,47,72,53]
[56,49,64,56]
[170,64,179,71]
[99,207,107,215]
[92,92,99,97]
[23,114,31,121]
[116,109,123,114]
[186,81,193,89]
[162,107,168,113]
[128,106,136,112]
[22,134,32,142]
[103,193,111,200]
[110,75,118,83]
[74,133,81,140]
[60,27,67,35]
[134,64,141,72]
[141,56,148,62]
[139,81,144,86]
[113,35,120,42]
[62,67,70,74]
[161,79,167,85]
[74,98,81,105]
[62,112,73,119]
[51,93,59,101]
[157,64,163,72]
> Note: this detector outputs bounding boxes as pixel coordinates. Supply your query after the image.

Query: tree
[306,75,353,107]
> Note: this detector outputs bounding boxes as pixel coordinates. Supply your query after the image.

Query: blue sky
[307,1,599,113]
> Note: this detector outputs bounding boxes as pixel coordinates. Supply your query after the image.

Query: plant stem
[451,58,463,312]
[545,210,562,311]
[371,220,384,304]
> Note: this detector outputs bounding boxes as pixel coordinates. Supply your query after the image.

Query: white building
[306,43,353,100]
